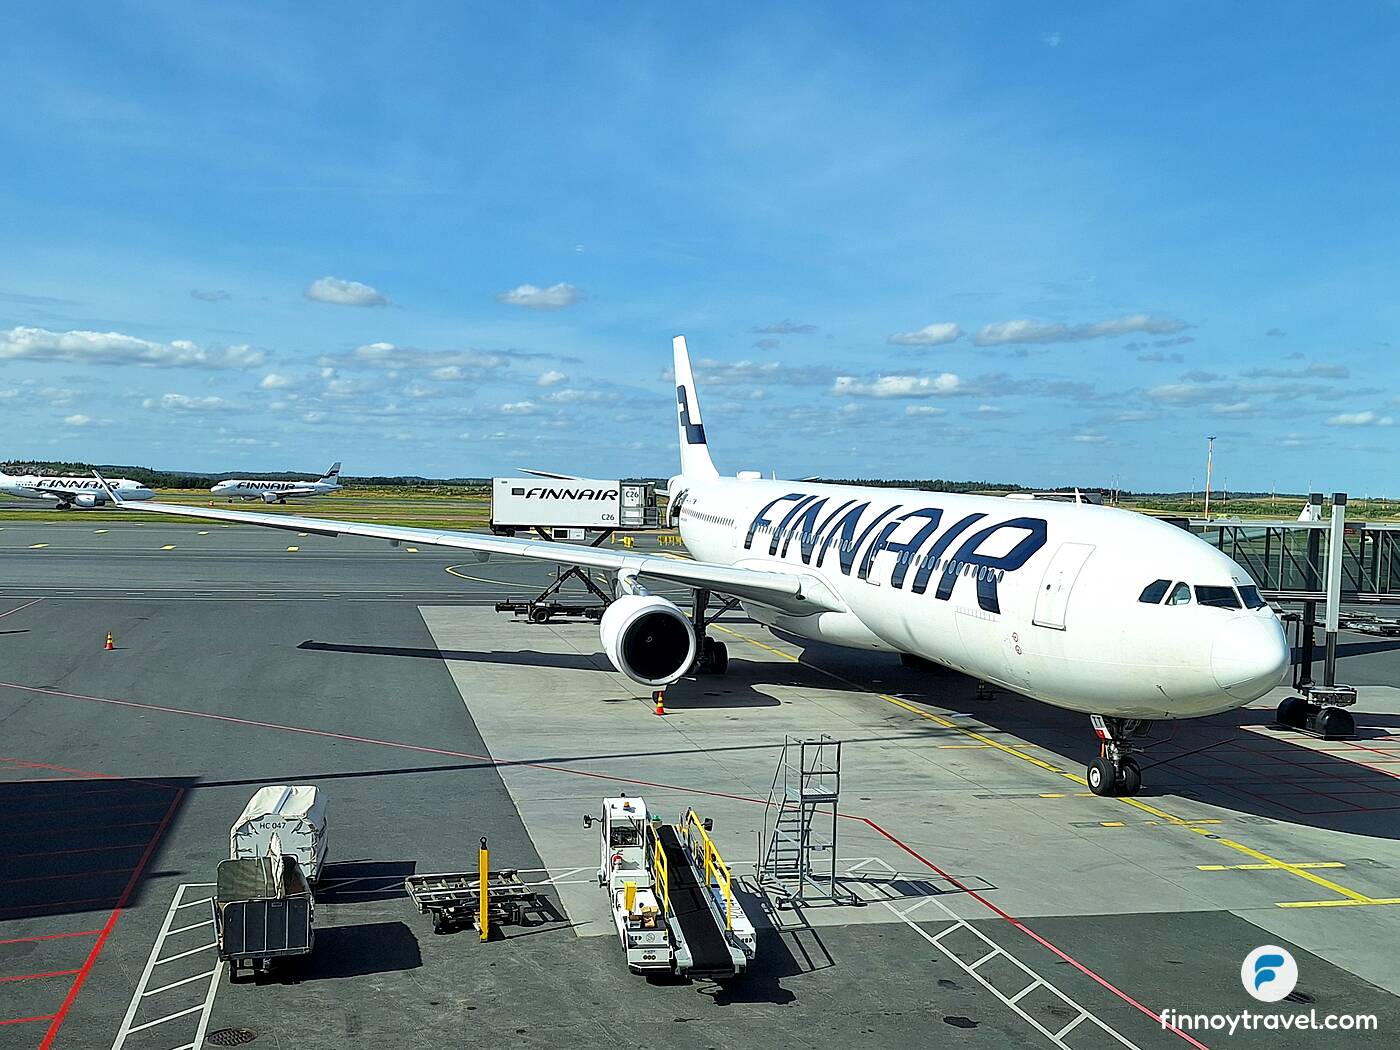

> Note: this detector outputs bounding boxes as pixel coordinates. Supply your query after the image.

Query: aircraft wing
[93,476,844,616]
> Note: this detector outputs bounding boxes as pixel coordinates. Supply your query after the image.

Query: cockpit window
[1166,582,1191,605]
[1138,579,1171,604]
[1238,585,1267,610]
[1195,585,1242,609]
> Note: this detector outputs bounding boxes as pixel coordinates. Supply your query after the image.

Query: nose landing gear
[1087,715,1151,796]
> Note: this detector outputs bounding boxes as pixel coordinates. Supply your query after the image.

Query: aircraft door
[1032,542,1095,631]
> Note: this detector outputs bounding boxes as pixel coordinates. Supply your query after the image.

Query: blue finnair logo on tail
[1241,945,1298,1002]
[677,386,706,445]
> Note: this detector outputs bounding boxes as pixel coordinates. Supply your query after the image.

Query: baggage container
[214,856,314,980]
[230,785,328,882]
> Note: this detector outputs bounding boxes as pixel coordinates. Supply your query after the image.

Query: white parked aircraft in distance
[97,338,1291,796]
[0,468,154,509]
[211,462,341,503]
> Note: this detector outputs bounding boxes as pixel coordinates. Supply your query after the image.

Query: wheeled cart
[213,856,314,982]
[405,869,538,935]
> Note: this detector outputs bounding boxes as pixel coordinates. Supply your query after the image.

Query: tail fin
[321,461,341,482]
[673,336,719,479]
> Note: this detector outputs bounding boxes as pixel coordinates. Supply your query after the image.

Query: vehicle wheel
[1116,757,1142,796]
[1316,706,1354,740]
[1087,757,1116,796]
[710,641,729,675]
[1277,695,1309,729]
[529,606,551,624]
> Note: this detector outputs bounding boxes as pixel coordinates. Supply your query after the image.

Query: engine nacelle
[599,594,696,687]
[262,492,281,503]
[72,493,99,509]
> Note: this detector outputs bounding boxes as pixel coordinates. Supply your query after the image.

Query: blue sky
[2,2,1397,492]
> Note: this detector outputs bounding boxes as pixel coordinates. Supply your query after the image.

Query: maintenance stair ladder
[758,735,853,908]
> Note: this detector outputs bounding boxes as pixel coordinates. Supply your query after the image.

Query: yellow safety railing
[679,809,734,931]
[648,823,670,917]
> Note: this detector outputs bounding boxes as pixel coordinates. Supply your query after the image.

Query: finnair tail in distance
[98,337,1290,798]
[0,468,154,509]
[211,462,341,504]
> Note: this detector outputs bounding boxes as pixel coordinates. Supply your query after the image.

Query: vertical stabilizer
[321,461,342,482]
[673,336,719,479]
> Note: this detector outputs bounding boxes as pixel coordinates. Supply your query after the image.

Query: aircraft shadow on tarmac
[296,639,784,709]
[0,773,192,924]
[767,633,1400,843]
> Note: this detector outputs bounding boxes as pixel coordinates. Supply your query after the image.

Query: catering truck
[490,478,658,536]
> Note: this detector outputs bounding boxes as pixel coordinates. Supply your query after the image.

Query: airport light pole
[1204,436,1216,520]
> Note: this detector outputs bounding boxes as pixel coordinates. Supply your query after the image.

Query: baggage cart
[213,856,314,981]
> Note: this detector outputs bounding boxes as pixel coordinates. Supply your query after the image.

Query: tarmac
[2,518,1400,1049]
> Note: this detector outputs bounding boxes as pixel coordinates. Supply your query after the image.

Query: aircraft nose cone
[1211,616,1290,701]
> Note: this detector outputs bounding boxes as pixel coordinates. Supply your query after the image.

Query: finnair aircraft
[211,462,341,503]
[97,338,1289,796]
[0,468,154,509]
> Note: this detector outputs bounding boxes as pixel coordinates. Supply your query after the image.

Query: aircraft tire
[1276,696,1309,729]
[710,641,728,675]
[1116,757,1142,796]
[1087,757,1116,796]
[1316,706,1354,740]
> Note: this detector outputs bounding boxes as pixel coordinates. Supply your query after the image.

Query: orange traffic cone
[653,691,666,716]
[104,631,114,651]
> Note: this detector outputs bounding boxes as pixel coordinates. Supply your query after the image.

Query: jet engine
[599,594,696,687]
[72,493,99,508]
[262,492,281,503]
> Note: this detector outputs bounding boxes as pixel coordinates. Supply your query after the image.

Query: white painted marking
[175,895,213,909]
[142,969,217,997]
[1008,979,1042,1004]
[160,545,176,551]
[152,942,218,965]
[969,948,1000,970]
[166,918,213,937]
[1055,1013,1089,1040]
[123,1004,205,1035]
[28,543,48,549]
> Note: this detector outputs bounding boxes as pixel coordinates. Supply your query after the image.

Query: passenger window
[1238,585,1267,610]
[1195,585,1242,609]
[1138,579,1171,604]
[1166,582,1191,606]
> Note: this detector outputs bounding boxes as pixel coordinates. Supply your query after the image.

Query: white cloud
[319,341,526,373]
[542,388,619,404]
[498,400,538,415]
[752,319,817,335]
[904,405,945,416]
[304,276,389,306]
[0,326,265,369]
[974,314,1188,347]
[259,373,296,390]
[538,369,567,387]
[1073,433,1108,444]
[1042,31,1062,47]
[1327,411,1393,427]
[832,373,962,398]
[190,289,230,302]
[1211,401,1254,415]
[496,282,582,310]
[1146,382,1214,403]
[63,414,93,426]
[142,393,242,412]
[887,322,962,347]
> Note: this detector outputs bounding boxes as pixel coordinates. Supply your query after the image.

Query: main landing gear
[1086,715,1150,797]
[690,589,735,676]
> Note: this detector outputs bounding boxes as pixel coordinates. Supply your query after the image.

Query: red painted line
[0,930,101,946]
[3,678,1201,1047]
[862,818,1210,1049]
[0,969,80,983]
[0,866,141,886]
[39,787,184,1050]
[0,755,175,791]
[0,1014,57,1027]
[0,897,119,916]
[8,842,151,861]
[0,819,162,839]
[0,598,44,620]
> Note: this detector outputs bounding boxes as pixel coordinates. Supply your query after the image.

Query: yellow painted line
[712,621,1383,907]
[1199,863,1345,872]
[298,533,308,537]
[160,545,176,550]
[1276,898,1400,909]
[1040,793,1067,798]
[444,565,518,587]
[28,543,48,549]
[940,744,990,749]
[286,546,299,552]
[405,547,418,553]
[1100,821,1127,828]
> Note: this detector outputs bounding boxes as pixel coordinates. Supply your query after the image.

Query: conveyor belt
[656,824,732,975]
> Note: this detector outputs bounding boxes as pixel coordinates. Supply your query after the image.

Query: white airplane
[96,337,1290,797]
[0,468,154,509]
[211,462,341,503]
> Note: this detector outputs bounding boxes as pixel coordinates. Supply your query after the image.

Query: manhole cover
[206,1029,257,1047]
